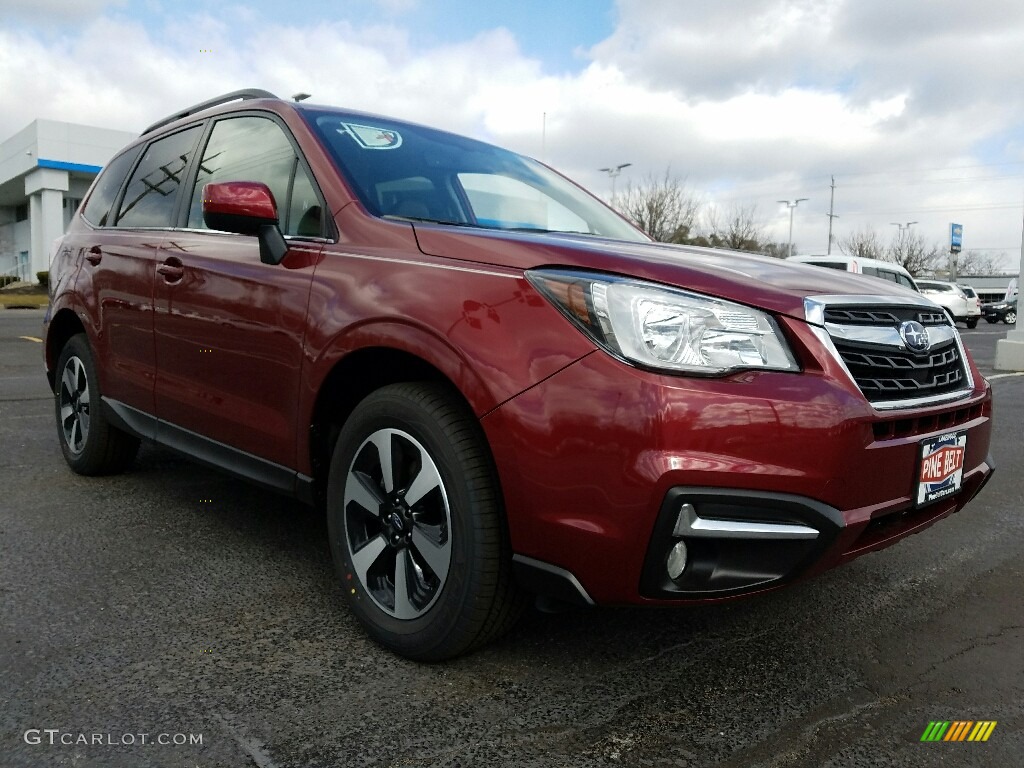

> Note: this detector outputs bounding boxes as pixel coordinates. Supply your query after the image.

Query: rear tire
[966,318,978,329]
[326,382,524,661]
[54,334,140,475]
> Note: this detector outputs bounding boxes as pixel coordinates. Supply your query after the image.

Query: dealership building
[0,120,136,282]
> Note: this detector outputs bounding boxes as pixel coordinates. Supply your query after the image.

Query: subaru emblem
[899,320,930,353]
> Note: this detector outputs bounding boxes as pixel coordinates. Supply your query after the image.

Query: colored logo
[920,721,996,742]
[339,122,403,150]
[899,320,930,353]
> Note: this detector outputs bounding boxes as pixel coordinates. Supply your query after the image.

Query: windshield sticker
[338,123,403,150]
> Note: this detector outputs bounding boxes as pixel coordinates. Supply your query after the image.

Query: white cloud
[1,1,1021,268]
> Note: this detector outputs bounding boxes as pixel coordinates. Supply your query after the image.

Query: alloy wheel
[59,356,91,455]
[343,428,453,620]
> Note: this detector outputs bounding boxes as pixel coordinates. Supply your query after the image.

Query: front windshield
[305,110,648,242]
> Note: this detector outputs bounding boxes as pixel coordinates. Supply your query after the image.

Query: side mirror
[202,181,288,265]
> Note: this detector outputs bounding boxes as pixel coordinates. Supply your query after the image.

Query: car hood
[412,225,923,320]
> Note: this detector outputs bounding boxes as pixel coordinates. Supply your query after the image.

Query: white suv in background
[916,279,981,328]
[787,255,919,291]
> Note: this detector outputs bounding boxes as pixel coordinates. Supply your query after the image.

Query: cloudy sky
[3,0,1023,270]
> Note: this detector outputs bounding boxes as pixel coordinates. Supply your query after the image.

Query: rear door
[152,114,325,471]
[72,127,203,423]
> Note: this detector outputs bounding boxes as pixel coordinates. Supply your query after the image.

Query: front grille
[815,300,971,407]
[823,307,948,326]
[834,338,965,400]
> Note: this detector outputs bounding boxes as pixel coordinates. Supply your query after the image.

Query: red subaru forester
[44,90,994,660]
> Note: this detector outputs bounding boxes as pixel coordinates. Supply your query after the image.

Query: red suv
[45,90,994,660]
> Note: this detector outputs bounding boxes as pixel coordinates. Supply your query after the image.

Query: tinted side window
[862,266,879,277]
[115,126,202,228]
[897,275,916,289]
[188,116,320,235]
[81,147,141,227]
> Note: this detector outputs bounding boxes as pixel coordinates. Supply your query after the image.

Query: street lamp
[890,221,917,238]
[778,198,808,258]
[599,163,632,200]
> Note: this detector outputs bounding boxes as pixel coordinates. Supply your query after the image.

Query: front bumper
[483,319,995,606]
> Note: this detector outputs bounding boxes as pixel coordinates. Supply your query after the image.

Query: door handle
[85,247,102,266]
[157,258,184,282]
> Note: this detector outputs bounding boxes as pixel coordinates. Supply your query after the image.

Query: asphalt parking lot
[1,309,1022,768]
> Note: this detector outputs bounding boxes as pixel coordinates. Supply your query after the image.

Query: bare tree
[705,203,765,252]
[953,249,1008,276]
[888,231,943,276]
[839,227,886,260]
[759,241,794,259]
[613,170,701,243]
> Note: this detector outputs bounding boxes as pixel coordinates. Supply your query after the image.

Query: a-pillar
[25,167,69,281]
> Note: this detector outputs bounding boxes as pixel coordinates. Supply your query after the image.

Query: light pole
[599,163,631,200]
[777,198,808,258]
[890,221,917,239]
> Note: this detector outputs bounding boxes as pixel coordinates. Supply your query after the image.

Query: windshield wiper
[382,214,478,227]
[499,227,598,236]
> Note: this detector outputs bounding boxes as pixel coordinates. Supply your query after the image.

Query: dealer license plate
[916,431,967,507]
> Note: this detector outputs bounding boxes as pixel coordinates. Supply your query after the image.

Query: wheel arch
[45,308,87,392]
[304,331,499,506]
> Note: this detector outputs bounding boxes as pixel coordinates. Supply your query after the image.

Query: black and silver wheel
[344,426,452,620]
[1005,310,1017,325]
[326,382,523,661]
[54,334,139,475]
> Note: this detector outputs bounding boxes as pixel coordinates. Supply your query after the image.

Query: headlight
[527,268,798,375]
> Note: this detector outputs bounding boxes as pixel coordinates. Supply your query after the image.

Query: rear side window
[187,116,322,236]
[804,261,847,271]
[81,148,141,227]
[115,126,203,228]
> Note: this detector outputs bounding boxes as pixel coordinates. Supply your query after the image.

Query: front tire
[54,334,139,475]
[326,382,523,661]
[1005,310,1017,325]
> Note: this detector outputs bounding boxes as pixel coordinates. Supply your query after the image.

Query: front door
[152,113,327,471]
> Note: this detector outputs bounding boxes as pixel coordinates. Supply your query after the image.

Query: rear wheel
[966,318,978,329]
[54,334,139,475]
[326,382,523,660]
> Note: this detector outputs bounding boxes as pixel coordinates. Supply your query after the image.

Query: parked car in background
[787,254,919,291]
[916,279,981,328]
[982,298,1017,325]
[959,285,983,325]
[43,89,996,660]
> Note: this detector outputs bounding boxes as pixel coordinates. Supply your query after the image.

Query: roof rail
[141,88,279,136]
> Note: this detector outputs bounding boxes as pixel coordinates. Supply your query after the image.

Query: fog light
[666,540,688,580]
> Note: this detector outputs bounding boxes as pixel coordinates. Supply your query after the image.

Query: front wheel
[326,382,523,661]
[1005,310,1017,325]
[54,334,139,475]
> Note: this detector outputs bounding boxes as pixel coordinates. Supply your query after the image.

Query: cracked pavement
[1,311,1021,767]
